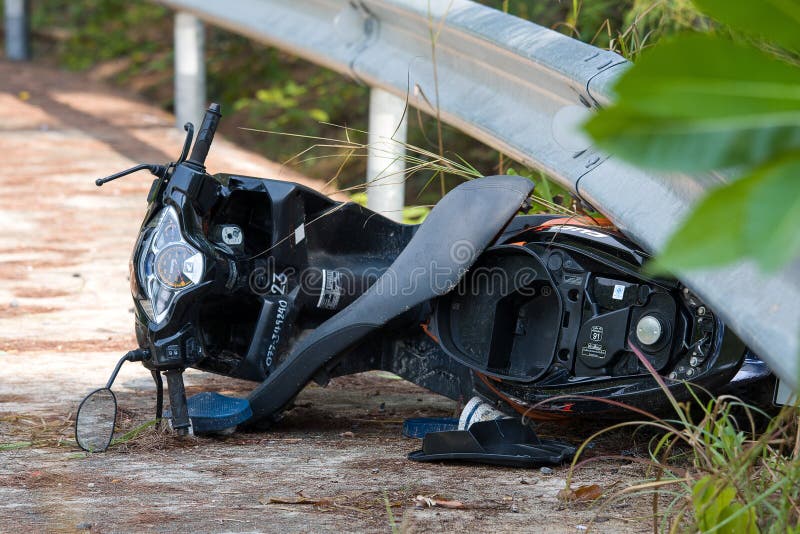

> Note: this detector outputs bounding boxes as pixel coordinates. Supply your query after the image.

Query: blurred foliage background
[9,0,701,206]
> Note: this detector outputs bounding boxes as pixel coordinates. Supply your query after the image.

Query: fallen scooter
[75,104,774,464]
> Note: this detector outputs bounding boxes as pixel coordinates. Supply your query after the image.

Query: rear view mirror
[75,388,117,452]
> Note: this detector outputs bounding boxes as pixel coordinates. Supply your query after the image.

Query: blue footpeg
[165,392,252,433]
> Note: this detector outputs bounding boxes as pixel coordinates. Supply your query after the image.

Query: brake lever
[95,163,168,187]
[178,122,195,164]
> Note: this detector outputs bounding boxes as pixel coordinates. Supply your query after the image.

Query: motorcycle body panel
[108,107,768,431]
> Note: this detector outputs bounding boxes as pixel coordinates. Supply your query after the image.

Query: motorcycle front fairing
[132,163,419,383]
[131,163,222,373]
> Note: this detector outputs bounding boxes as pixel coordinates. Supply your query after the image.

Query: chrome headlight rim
[136,206,205,324]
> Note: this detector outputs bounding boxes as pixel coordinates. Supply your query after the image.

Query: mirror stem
[105,349,148,390]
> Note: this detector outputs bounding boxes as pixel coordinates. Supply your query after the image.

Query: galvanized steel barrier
[5,0,799,389]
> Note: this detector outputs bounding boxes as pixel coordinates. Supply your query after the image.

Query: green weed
[555,344,800,532]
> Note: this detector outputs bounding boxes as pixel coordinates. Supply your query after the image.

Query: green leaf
[652,176,756,271]
[653,151,800,272]
[308,108,330,123]
[693,0,800,52]
[0,441,33,451]
[584,34,800,171]
[743,152,800,270]
[691,477,757,534]
[717,501,759,534]
[403,205,430,224]
[349,192,367,207]
[693,476,728,529]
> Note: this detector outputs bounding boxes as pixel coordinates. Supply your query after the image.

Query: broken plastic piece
[408,418,576,467]
[402,417,459,438]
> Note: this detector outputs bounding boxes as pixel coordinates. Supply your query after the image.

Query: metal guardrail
[4,0,799,389]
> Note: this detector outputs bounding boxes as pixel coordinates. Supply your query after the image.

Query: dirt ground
[0,60,653,533]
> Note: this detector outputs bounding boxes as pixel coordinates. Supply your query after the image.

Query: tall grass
[242,124,576,219]
[555,344,800,533]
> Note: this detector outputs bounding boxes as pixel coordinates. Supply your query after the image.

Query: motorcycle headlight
[136,207,204,323]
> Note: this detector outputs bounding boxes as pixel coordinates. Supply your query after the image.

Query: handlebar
[187,103,222,168]
[94,103,220,188]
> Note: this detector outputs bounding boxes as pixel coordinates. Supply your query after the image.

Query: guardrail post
[4,0,30,61]
[174,12,206,129]
[366,88,408,223]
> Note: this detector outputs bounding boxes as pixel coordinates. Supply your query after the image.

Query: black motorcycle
[74,104,773,457]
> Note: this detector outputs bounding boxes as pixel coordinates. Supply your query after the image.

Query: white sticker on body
[612,284,625,300]
[294,223,305,244]
[317,269,342,310]
[221,226,243,245]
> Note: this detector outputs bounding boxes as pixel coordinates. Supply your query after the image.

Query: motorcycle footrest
[165,392,252,433]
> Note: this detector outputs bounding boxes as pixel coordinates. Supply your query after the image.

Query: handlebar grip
[187,103,222,167]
